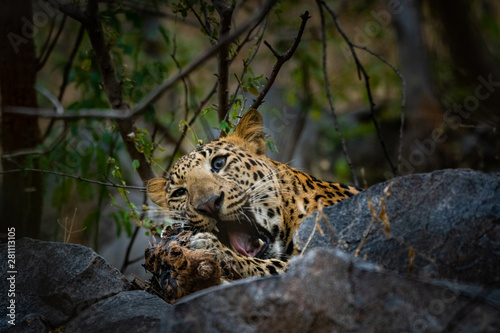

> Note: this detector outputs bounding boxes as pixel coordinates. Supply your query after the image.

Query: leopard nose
[196,193,224,217]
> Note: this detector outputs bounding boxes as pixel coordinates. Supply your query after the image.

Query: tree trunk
[0,1,43,240]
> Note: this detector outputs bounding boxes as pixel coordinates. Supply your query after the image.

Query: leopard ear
[147,178,168,208]
[228,109,266,155]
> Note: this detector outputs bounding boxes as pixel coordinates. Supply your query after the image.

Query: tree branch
[37,14,67,71]
[316,2,358,187]
[163,81,219,176]
[0,168,145,190]
[7,0,276,123]
[3,107,130,119]
[131,0,276,119]
[37,14,56,63]
[351,44,406,176]
[43,23,85,140]
[250,11,310,110]
[229,16,268,113]
[319,0,397,177]
[83,0,155,182]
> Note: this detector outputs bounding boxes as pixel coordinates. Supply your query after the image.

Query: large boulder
[63,290,168,333]
[157,248,500,332]
[295,169,500,288]
[0,238,140,332]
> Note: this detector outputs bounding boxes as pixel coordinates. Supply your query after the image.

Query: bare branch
[351,44,407,176]
[121,225,141,272]
[229,16,268,113]
[0,168,145,191]
[163,81,219,176]
[131,0,276,119]
[37,14,56,63]
[250,11,310,110]
[188,2,216,41]
[3,107,129,119]
[43,24,85,139]
[101,0,200,27]
[316,2,358,187]
[319,0,397,177]
[82,0,156,182]
[38,14,67,70]
[58,24,85,102]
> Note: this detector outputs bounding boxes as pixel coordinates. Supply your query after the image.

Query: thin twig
[170,35,191,123]
[0,168,145,190]
[131,0,275,118]
[103,0,199,27]
[3,107,130,119]
[229,16,268,113]
[43,24,86,140]
[163,81,219,176]
[188,2,216,42]
[58,24,85,102]
[38,14,67,70]
[316,2,358,186]
[121,225,140,272]
[352,44,406,176]
[38,15,56,63]
[320,0,397,177]
[250,11,311,110]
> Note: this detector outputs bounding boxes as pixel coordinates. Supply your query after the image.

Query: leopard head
[148,109,285,259]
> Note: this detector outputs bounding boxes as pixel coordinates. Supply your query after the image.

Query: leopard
[147,109,361,278]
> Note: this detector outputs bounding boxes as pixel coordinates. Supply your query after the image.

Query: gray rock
[158,248,500,332]
[0,238,134,332]
[295,169,500,287]
[63,290,169,333]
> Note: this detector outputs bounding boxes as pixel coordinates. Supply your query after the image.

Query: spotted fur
[147,109,361,277]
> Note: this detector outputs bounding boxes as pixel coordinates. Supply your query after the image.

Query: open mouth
[214,211,272,258]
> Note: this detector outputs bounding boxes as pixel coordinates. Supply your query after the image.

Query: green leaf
[132,159,140,170]
[248,86,259,96]
[81,58,92,71]
[158,25,170,46]
[265,137,279,154]
[220,120,230,132]
[111,212,123,237]
[123,211,133,237]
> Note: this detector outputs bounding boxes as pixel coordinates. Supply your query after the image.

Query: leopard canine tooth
[212,225,220,233]
[258,238,265,249]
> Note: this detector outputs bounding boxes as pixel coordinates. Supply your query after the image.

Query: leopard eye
[211,155,227,172]
[171,188,187,198]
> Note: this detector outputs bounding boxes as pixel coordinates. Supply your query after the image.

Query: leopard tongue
[227,230,260,257]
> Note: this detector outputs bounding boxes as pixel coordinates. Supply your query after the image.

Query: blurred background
[1,0,499,278]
